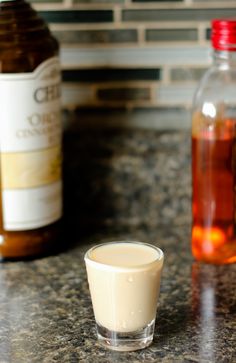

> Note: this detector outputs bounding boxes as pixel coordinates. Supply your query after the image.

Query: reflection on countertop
[0,127,235,363]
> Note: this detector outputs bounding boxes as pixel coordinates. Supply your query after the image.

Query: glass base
[96,319,155,351]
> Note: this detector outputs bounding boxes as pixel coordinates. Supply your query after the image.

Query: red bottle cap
[211,19,236,51]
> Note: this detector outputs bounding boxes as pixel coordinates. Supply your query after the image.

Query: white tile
[156,84,197,105]
[60,45,211,68]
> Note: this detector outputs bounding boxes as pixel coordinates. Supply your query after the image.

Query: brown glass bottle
[0,0,62,259]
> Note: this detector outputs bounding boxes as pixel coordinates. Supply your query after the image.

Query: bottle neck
[213,49,236,68]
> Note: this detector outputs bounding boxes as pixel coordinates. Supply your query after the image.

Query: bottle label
[0,57,62,230]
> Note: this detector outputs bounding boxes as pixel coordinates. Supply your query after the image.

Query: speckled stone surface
[0,128,236,363]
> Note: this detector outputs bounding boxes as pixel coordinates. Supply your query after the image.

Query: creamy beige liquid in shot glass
[85,241,164,350]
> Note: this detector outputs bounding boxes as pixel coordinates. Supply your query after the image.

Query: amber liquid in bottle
[192,118,236,264]
[0,0,62,259]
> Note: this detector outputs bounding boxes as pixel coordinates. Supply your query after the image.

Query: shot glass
[84,241,164,351]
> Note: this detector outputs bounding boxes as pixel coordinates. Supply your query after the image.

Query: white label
[0,57,62,230]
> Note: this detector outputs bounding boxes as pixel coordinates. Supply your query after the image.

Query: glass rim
[84,240,164,272]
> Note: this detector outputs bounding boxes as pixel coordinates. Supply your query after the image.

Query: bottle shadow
[62,115,132,250]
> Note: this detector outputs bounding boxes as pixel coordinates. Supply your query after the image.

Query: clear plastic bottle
[0,0,62,259]
[192,19,236,264]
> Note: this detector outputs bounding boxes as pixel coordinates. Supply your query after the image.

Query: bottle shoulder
[0,0,59,72]
[193,65,236,107]
[198,65,236,87]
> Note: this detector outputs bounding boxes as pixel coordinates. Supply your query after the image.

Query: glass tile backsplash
[30,0,236,128]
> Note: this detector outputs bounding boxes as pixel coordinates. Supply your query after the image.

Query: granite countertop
[0,127,236,363]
